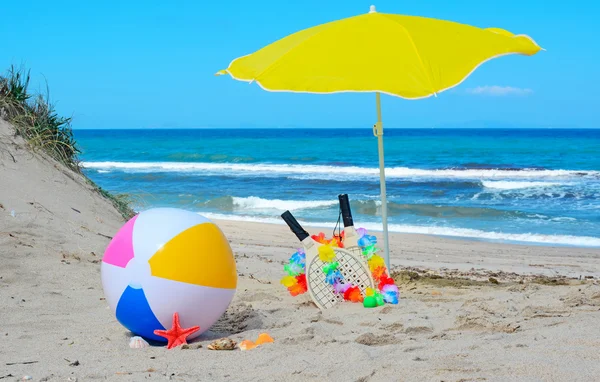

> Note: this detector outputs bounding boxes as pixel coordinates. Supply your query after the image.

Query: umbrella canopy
[217,5,543,268]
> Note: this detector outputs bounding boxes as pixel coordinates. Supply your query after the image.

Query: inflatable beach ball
[101,208,237,342]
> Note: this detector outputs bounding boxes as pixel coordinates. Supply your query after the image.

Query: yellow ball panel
[148,223,237,289]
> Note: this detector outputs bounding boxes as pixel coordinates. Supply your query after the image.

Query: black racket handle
[338,194,354,228]
[281,211,310,241]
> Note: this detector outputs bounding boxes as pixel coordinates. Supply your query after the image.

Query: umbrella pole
[373,92,391,270]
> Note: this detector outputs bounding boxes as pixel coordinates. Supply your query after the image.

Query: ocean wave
[201,196,534,219]
[81,161,599,180]
[348,200,521,219]
[482,180,562,190]
[201,196,337,212]
[232,196,337,211]
[458,162,547,171]
[473,186,598,201]
[200,213,600,247]
[550,217,578,222]
[387,203,519,219]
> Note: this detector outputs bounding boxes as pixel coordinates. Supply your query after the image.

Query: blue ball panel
[116,286,166,342]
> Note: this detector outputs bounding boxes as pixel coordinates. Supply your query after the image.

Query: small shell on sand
[255,333,274,345]
[129,336,150,349]
[207,338,237,350]
[238,340,257,351]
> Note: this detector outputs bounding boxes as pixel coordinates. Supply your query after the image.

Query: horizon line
[71,126,596,130]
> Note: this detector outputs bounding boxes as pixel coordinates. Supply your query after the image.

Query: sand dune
[2,119,600,381]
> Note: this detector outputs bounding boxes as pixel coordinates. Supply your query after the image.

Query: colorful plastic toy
[101,208,237,342]
[281,224,400,308]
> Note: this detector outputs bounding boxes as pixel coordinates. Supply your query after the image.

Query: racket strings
[307,249,374,309]
[334,249,372,294]
[346,246,371,271]
[307,257,344,308]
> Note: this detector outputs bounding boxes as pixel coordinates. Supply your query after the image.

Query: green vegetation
[0,65,78,170]
[0,65,135,219]
[88,179,136,220]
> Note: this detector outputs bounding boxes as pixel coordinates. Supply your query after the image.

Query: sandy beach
[2,118,600,382]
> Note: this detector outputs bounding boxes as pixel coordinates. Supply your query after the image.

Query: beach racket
[338,194,375,284]
[281,210,375,310]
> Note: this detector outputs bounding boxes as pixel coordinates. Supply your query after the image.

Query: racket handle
[281,211,310,241]
[338,194,354,228]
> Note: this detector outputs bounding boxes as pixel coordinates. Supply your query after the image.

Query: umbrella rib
[380,14,438,97]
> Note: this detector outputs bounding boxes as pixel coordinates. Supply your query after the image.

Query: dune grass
[0,65,79,170]
[89,180,137,220]
[0,65,135,219]
[99,186,137,220]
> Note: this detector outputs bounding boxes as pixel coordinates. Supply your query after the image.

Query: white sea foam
[82,161,598,180]
[201,212,600,247]
[232,196,336,211]
[550,217,578,222]
[482,180,562,190]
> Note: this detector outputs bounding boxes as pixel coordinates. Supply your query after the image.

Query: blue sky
[1,0,597,129]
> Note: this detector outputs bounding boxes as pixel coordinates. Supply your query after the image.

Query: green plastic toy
[363,296,378,308]
[375,293,385,306]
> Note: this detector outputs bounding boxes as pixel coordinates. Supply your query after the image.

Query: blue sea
[75,128,600,247]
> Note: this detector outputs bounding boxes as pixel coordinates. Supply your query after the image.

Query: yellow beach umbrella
[217,5,543,268]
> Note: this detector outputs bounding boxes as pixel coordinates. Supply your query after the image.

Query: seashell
[129,336,150,349]
[238,340,257,351]
[255,333,274,345]
[207,337,236,350]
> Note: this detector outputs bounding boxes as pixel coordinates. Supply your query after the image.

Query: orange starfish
[153,312,200,349]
